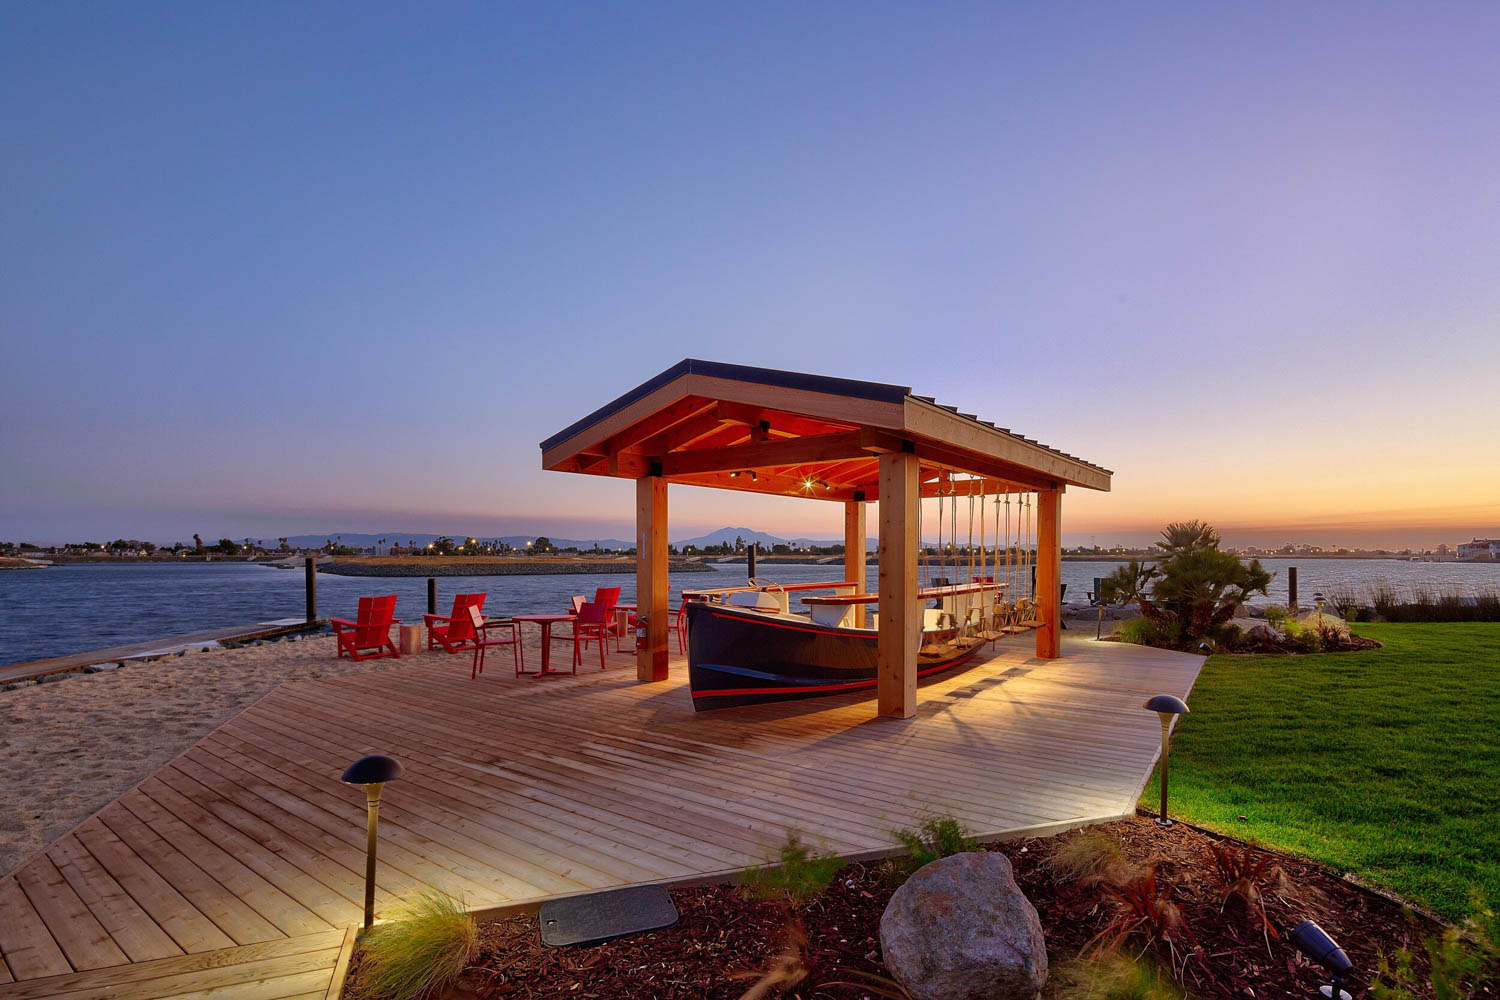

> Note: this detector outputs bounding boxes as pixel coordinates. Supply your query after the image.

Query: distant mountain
[672,526,786,549]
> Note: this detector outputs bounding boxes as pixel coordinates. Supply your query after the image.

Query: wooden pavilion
[541,359,1112,719]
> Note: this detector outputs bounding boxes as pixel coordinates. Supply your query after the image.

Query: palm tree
[1155,520,1220,557]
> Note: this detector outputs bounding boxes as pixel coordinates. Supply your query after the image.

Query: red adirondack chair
[465,605,520,679]
[570,601,613,672]
[332,595,400,661]
[424,593,487,653]
[590,586,624,650]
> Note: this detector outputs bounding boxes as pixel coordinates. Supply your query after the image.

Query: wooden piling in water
[305,557,316,622]
[427,578,437,615]
[1288,566,1298,610]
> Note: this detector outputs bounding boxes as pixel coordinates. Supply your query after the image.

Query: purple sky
[3,3,1497,548]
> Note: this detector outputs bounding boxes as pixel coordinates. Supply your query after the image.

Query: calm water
[3,558,1499,667]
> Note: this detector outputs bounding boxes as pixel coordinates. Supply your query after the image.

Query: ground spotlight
[1143,694,1190,826]
[342,753,403,928]
[1290,920,1353,1000]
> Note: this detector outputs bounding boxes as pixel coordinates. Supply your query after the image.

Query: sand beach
[0,634,459,877]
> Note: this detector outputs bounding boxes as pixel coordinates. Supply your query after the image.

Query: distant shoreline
[309,556,716,577]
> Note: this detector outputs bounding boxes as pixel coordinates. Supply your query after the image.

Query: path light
[1313,591,1326,626]
[1143,695,1190,827]
[342,754,403,928]
[1290,920,1353,1000]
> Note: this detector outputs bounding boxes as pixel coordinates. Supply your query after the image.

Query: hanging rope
[934,481,944,590]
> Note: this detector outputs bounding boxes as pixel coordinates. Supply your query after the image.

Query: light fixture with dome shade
[1142,694,1190,826]
[1314,591,1326,626]
[1289,920,1354,1000]
[342,753,403,928]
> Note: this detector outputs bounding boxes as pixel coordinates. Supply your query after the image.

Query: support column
[1035,488,1062,659]
[843,498,867,628]
[877,452,920,718]
[636,476,669,682]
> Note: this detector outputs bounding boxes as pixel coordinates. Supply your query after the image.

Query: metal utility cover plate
[539,885,679,947]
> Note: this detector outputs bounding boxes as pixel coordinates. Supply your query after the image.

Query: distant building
[1457,538,1500,559]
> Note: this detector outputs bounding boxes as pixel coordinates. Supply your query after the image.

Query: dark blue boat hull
[686,602,984,711]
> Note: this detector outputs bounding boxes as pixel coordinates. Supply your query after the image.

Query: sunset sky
[2,3,1497,548]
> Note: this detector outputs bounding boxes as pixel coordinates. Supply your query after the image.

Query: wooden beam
[1035,489,1062,659]
[844,501,867,628]
[600,396,714,457]
[636,477,669,681]
[658,432,867,477]
[877,451,920,719]
[542,383,699,469]
[632,407,729,457]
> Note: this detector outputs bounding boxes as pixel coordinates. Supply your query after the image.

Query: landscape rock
[880,851,1047,1000]
[1247,624,1284,649]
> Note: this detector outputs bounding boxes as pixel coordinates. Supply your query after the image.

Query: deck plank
[44,836,183,964]
[0,931,343,1000]
[0,877,71,980]
[12,856,128,971]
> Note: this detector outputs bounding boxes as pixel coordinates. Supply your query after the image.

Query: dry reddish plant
[732,919,809,1000]
[1085,865,1198,970]
[1207,841,1294,947]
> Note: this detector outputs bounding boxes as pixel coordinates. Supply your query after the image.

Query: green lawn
[1144,622,1500,920]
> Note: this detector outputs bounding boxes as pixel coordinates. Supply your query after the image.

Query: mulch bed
[355,816,1459,1000]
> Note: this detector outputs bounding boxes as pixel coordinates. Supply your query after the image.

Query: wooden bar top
[682,580,857,598]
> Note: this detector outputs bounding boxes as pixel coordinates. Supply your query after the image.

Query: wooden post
[844,499,867,628]
[304,557,316,622]
[427,578,437,616]
[1035,489,1062,659]
[1288,566,1298,611]
[636,476,670,682]
[877,451,919,719]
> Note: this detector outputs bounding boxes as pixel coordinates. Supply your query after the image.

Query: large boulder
[880,851,1047,1000]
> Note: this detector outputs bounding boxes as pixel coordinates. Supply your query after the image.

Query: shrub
[893,815,977,875]
[1055,951,1188,1000]
[1100,521,1271,645]
[1264,604,1288,625]
[1209,622,1245,651]
[1047,829,1132,885]
[1115,617,1179,647]
[1281,622,1321,653]
[1326,585,1363,621]
[1372,893,1499,1000]
[741,831,845,903]
[356,892,478,1000]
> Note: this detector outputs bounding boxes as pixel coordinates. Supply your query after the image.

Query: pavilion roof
[540,360,1110,501]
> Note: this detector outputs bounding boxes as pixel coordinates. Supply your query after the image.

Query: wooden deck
[0,635,1203,997]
